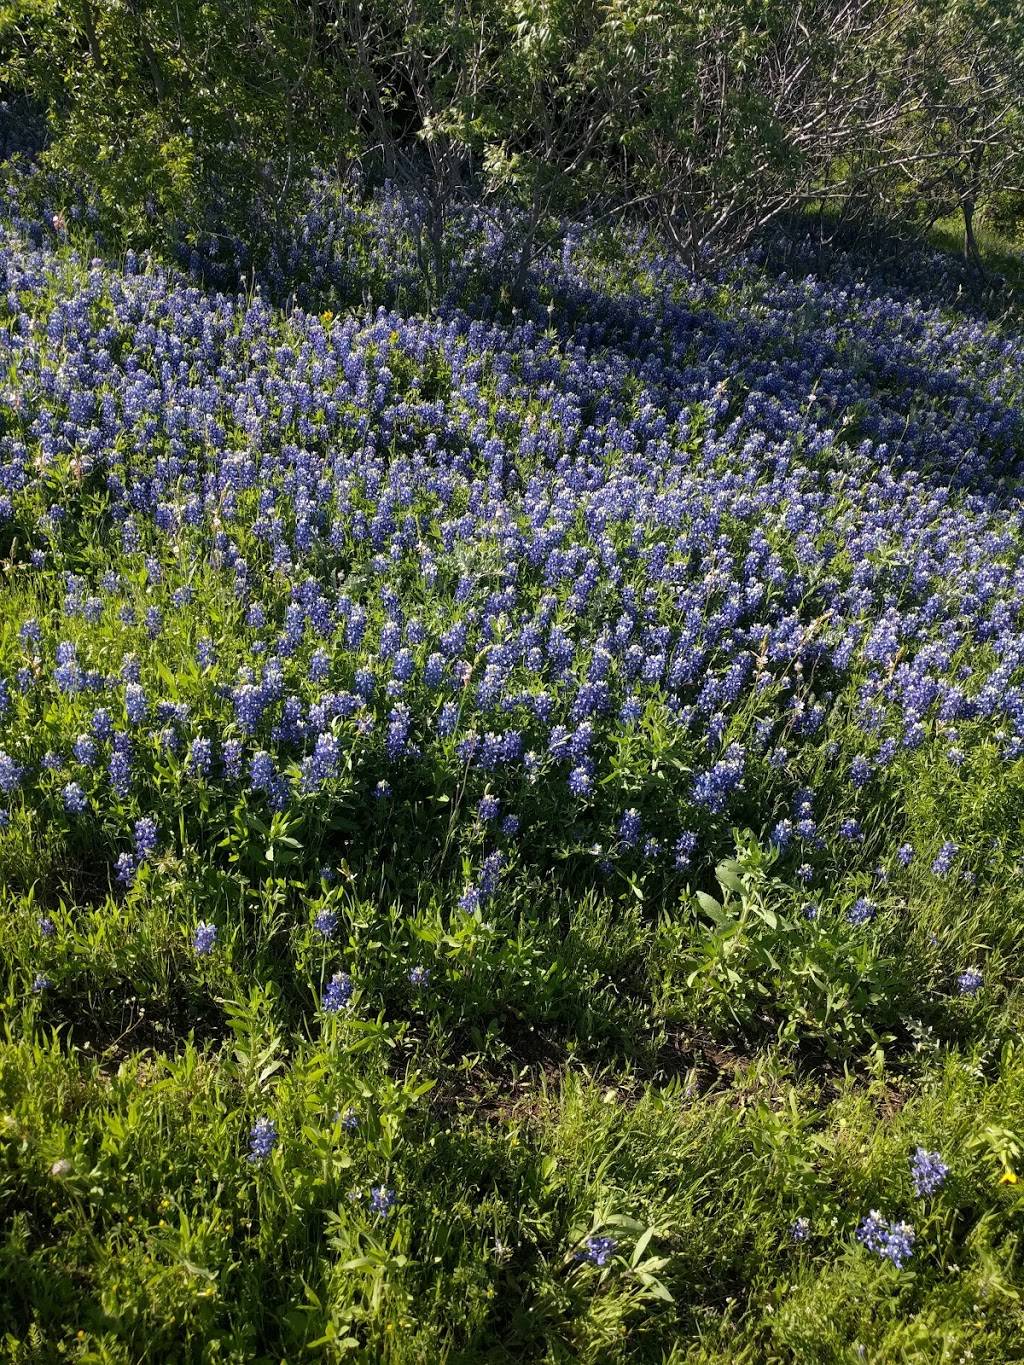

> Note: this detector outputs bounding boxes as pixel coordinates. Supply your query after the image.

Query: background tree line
[1,0,1023,283]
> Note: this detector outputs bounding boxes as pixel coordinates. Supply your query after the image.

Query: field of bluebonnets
[5,120,1024,1363]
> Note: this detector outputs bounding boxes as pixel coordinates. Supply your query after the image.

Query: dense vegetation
[3,0,1024,1349]
[3,0,1024,277]
[1,116,1024,1358]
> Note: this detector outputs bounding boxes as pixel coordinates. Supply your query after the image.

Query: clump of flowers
[313,908,337,938]
[369,1185,396,1216]
[247,1118,277,1163]
[322,971,353,1013]
[194,921,217,955]
[847,897,875,927]
[580,1235,617,1266]
[931,841,958,876]
[957,968,983,996]
[911,1147,949,1197]
[856,1210,915,1268]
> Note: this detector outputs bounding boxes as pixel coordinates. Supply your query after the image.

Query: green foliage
[0,0,352,249]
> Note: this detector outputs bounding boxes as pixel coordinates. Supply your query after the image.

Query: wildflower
[674,831,697,870]
[957,968,983,995]
[247,1117,277,1163]
[911,1148,949,1197]
[847,897,875,926]
[582,1235,617,1266]
[409,965,431,989]
[790,1217,811,1243]
[114,852,136,886]
[62,782,86,813]
[618,809,641,847]
[0,750,22,793]
[857,1210,915,1268]
[341,1107,359,1132]
[32,973,51,993]
[322,971,353,1013]
[850,755,872,788]
[313,908,337,938]
[194,922,217,955]
[134,816,158,859]
[932,841,958,876]
[369,1185,396,1216]
[477,794,500,822]
[38,915,55,937]
[73,734,96,765]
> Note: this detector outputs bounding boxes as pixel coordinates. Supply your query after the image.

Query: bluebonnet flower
[369,1185,396,1216]
[91,708,113,740]
[479,851,504,897]
[458,885,482,914]
[222,739,244,780]
[322,971,353,1012]
[314,909,337,938]
[341,1107,359,1132]
[0,751,22,794]
[409,965,431,988]
[189,738,213,776]
[582,1235,617,1266]
[38,915,55,938]
[374,779,392,800]
[618,809,641,847]
[73,734,96,765]
[857,1211,915,1268]
[32,973,51,994]
[124,683,147,725]
[477,794,500,822]
[692,744,745,813]
[896,843,914,867]
[500,814,520,836]
[194,921,218,955]
[911,1148,949,1197]
[109,751,132,797]
[790,1217,811,1243]
[847,897,875,926]
[247,1118,277,1163]
[114,852,136,886]
[62,782,86,813]
[568,765,592,797]
[770,819,793,850]
[931,842,958,876]
[674,832,697,870]
[134,816,158,860]
[850,755,872,788]
[957,968,983,995]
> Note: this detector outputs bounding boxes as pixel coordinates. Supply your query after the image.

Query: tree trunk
[963,198,983,270]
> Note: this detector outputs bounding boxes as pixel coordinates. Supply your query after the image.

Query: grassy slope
[3,219,1024,1363]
